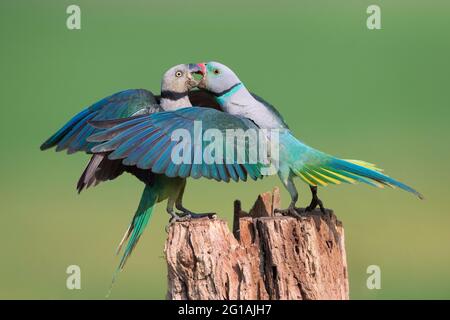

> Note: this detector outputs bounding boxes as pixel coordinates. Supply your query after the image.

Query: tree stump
[165,187,349,300]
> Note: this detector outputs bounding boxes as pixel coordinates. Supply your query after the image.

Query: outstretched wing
[88,108,266,182]
[40,89,160,154]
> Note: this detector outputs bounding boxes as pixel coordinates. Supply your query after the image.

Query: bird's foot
[169,214,191,223]
[165,210,216,232]
[305,198,327,215]
[275,205,303,219]
[176,205,216,220]
[183,212,216,220]
[165,212,191,233]
[306,186,328,215]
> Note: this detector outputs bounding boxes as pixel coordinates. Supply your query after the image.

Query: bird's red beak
[197,63,206,75]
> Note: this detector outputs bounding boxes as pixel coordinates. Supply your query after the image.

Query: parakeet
[40,63,217,270]
[87,106,269,273]
[90,61,423,223]
[195,61,423,216]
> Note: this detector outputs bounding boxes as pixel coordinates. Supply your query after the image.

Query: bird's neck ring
[160,90,189,101]
[215,82,244,104]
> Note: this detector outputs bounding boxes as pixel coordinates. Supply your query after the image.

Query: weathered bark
[165,187,349,300]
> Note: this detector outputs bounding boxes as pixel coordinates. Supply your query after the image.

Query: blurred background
[1,0,449,299]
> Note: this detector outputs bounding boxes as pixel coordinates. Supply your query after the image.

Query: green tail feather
[108,184,158,293]
[281,131,423,198]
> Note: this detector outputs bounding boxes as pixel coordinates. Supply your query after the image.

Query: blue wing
[88,108,266,182]
[40,89,160,154]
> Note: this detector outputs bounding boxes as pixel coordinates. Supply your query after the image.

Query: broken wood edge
[165,188,349,300]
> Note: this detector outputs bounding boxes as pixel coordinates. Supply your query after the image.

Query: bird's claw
[307,186,328,215]
[176,205,216,220]
[165,212,216,233]
[306,199,327,215]
[275,206,303,219]
[165,213,190,233]
[183,212,216,220]
[169,214,191,223]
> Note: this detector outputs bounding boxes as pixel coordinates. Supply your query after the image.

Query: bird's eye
[175,71,183,77]
[213,69,220,75]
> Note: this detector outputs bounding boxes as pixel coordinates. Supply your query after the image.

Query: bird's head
[161,63,203,93]
[193,61,242,95]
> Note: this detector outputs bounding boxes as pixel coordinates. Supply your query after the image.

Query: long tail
[281,132,423,199]
[110,183,158,290]
[117,184,158,270]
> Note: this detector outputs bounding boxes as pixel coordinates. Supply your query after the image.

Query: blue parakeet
[40,64,220,271]
[90,62,423,222]
[194,62,423,216]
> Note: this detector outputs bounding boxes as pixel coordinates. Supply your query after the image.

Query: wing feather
[41,89,159,154]
[91,107,266,182]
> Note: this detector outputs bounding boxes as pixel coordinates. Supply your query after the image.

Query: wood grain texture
[165,188,349,300]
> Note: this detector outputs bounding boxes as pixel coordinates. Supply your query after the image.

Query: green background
[1,0,449,299]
